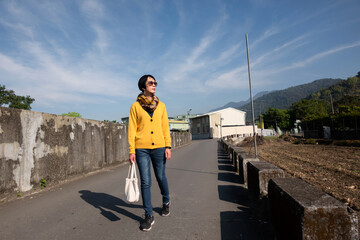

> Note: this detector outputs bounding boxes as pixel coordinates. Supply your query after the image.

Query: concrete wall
[221,125,257,138]
[0,107,191,194]
[209,113,221,138]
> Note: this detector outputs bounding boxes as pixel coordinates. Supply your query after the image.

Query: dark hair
[138,74,156,92]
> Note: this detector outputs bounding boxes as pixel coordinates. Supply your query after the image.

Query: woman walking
[128,74,172,231]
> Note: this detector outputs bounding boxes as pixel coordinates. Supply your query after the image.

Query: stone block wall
[220,138,358,239]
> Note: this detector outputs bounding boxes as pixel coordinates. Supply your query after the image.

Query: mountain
[306,76,360,103]
[210,91,269,112]
[238,78,343,122]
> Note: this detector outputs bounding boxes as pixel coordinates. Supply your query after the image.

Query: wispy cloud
[205,65,249,89]
[0,34,134,107]
[251,26,280,48]
[80,0,105,20]
[288,1,341,28]
[91,24,109,53]
[290,40,360,68]
[204,34,310,90]
[252,34,310,67]
[256,40,360,77]
[0,53,34,75]
[217,43,242,63]
[163,8,228,87]
[203,34,360,90]
[0,20,34,38]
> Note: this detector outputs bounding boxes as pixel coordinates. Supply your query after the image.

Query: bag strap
[127,163,137,179]
[127,163,133,178]
[131,163,138,179]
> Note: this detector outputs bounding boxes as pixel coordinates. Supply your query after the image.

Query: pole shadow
[79,190,143,222]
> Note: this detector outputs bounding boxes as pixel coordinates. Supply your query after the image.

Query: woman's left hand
[165,148,171,160]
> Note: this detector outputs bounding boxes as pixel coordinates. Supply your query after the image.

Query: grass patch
[291,138,360,147]
[304,139,318,145]
[264,136,279,140]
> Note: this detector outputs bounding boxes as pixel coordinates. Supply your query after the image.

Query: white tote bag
[124,162,140,203]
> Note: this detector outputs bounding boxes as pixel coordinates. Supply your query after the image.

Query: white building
[190,107,257,139]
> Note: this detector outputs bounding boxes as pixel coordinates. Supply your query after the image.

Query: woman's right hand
[129,153,136,163]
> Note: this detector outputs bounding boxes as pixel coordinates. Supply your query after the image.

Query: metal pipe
[245,34,258,158]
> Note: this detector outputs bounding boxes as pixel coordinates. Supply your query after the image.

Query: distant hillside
[306,76,360,103]
[239,78,343,122]
[210,91,269,112]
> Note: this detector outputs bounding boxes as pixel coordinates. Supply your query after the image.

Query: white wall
[209,108,246,126]
[209,113,221,138]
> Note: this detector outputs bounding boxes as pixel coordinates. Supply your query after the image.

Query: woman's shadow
[79,190,143,222]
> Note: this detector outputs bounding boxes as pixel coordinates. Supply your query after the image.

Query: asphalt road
[0,139,274,240]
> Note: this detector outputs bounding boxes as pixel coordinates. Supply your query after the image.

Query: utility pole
[246,34,258,158]
[330,94,334,114]
[220,115,223,139]
[329,94,334,139]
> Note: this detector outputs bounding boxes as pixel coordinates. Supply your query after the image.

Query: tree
[0,85,35,110]
[334,96,360,117]
[334,95,360,108]
[289,99,331,123]
[263,107,291,130]
[62,112,82,118]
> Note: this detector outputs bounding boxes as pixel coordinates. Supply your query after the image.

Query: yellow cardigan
[128,101,171,154]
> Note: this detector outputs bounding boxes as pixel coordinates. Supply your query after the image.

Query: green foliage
[304,139,317,144]
[289,99,331,123]
[0,85,35,110]
[333,95,360,117]
[307,77,360,104]
[263,107,291,130]
[103,120,119,123]
[40,178,47,189]
[17,192,22,197]
[335,95,360,107]
[62,112,82,118]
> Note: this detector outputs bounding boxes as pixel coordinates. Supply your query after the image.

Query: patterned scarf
[137,93,159,112]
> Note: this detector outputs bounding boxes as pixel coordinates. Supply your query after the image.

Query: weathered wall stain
[0,107,191,194]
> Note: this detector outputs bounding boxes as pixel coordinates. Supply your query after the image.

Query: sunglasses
[147,81,158,86]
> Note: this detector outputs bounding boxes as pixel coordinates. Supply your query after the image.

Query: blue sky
[1,0,359,121]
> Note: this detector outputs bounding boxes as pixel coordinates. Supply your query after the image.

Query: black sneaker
[161,202,170,216]
[140,214,155,232]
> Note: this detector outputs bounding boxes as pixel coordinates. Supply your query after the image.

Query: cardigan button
[151,131,153,134]
[152,143,154,145]
[150,119,153,122]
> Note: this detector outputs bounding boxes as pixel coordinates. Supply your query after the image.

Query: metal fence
[303,116,360,140]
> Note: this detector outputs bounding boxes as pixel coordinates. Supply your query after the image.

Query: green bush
[40,178,47,189]
[62,112,82,118]
[304,139,317,145]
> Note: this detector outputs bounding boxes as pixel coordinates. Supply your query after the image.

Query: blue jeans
[135,148,170,216]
